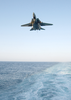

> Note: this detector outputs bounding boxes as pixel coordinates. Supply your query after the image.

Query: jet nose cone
[33,12,36,19]
[33,12,35,16]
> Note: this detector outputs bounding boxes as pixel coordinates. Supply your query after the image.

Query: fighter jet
[21,13,53,31]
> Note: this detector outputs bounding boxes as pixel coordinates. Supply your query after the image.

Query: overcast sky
[0,0,71,62]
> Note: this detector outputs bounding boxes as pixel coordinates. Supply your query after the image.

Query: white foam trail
[45,62,71,74]
[7,62,71,100]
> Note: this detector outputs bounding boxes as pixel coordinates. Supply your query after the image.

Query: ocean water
[0,62,71,100]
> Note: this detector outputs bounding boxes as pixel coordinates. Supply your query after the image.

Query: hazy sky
[0,0,71,62]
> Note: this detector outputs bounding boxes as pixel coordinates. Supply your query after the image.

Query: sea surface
[0,62,71,100]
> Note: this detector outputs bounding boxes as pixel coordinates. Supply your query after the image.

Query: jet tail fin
[30,27,45,31]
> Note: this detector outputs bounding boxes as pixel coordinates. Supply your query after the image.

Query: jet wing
[21,23,32,27]
[40,22,53,26]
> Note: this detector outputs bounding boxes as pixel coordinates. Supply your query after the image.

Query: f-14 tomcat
[21,13,53,31]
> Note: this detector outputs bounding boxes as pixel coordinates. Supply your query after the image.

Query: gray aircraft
[21,13,53,31]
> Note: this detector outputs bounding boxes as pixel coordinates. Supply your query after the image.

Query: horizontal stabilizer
[40,27,45,30]
[30,28,34,31]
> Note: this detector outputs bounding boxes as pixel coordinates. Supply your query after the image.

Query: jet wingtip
[21,25,24,27]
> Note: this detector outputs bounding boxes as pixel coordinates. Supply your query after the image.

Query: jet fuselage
[21,13,53,31]
[30,13,44,31]
[31,17,41,30]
